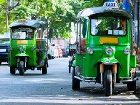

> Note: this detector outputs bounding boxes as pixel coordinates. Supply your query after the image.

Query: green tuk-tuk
[72,2,137,96]
[9,19,48,75]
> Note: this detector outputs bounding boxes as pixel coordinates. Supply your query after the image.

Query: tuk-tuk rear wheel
[104,70,112,96]
[69,66,71,73]
[42,67,47,74]
[127,81,136,91]
[42,59,48,74]
[10,66,16,75]
[72,67,80,90]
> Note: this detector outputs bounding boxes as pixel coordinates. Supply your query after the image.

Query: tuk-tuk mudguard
[99,57,119,64]
[15,53,30,57]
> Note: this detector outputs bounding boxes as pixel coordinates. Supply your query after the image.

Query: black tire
[42,59,48,74]
[10,66,16,75]
[19,69,24,76]
[42,67,47,74]
[69,66,71,73]
[18,61,25,76]
[127,81,136,91]
[104,70,113,96]
[69,61,72,73]
[72,67,80,90]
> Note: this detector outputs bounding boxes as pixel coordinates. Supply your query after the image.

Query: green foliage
[0,1,8,33]
[82,0,104,8]
[0,10,6,33]
[0,0,104,37]
[12,6,28,19]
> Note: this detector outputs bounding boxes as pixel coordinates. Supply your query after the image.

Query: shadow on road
[78,83,138,96]
[13,73,45,76]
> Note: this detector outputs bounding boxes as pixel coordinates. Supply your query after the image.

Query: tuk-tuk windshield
[12,28,34,39]
[91,16,127,36]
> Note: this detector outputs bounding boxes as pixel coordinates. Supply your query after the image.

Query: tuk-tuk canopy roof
[9,19,45,29]
[77,6,131,19]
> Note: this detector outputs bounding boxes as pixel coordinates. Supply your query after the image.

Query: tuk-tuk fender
[15,53,30,58]
[99,57,119,64]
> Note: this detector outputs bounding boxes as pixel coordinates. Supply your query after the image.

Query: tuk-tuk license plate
[0,49,6,52]
[100,37,118,44]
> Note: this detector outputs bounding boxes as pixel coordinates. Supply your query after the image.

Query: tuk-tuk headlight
[124,47,130,54]
[106,47,113,56]
[87,47,93,54]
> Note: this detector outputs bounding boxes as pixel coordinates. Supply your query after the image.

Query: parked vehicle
[68,44,76,73]
[9,19,48,75]
[0,38,10,64]
[72,2,137,96]
[47,50,55,59]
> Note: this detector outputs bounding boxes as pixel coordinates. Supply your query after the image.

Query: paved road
[0,58,140,105]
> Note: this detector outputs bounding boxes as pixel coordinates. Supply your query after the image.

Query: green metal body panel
[130,55,136,68]
[75,17,136,79]
[9,39,47,67]
[9,39,37,67]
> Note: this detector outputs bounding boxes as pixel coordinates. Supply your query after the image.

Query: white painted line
[0,99,140,104]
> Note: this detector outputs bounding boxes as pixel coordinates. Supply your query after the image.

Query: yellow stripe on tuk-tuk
[100,37,118,44]
[17,40,28,44]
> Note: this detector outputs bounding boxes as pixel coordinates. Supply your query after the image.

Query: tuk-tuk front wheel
[18,61,25,76]
[10,66,16,75]
[19,69,24,76]
[104,70,113,96]
[72,67,80,90]
[42,59,48,74]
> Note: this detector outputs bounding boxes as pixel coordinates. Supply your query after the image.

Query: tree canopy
[0,0,104,38]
